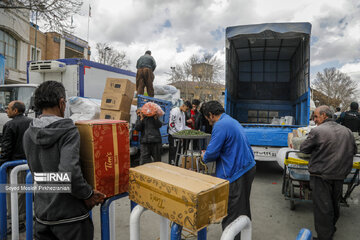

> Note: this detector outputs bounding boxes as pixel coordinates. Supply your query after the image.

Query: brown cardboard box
[129,162,229,232]
[104,78,135,98]
[181,156,205,170]
[101,93,132,112]
[100,110,130,122]
[132,98,138,106]
[76,120,130,198]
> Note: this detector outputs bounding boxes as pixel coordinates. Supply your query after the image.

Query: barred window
[0,29,17,69]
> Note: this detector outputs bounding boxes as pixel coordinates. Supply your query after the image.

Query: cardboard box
[101,93,132,112]
[100,110,130,122]
[181,156,205,170]
[104,78,135,98]
[129,162,229,232]
[132,98,138,106]
[76,120,130,198]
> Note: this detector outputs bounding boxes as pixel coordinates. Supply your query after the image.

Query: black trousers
[140,143,161,165]
[222,166,256,240]
[310,176,343,240]
[34,217,93,240]
[168,135,176,164]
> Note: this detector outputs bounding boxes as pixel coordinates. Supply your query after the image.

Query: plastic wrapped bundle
[141,102,164,117]
[68,96,101,121]
[292,136,311,159]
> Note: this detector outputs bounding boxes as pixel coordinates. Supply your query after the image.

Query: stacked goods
[76,120,130,198]
[173,129,210,136]
[129,162,229,232]
[141,102,164,117]
[100,78,135,121]
[288,126,315,159]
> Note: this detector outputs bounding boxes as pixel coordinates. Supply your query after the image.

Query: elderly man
[0,101,32,233]
[300,105,357,240]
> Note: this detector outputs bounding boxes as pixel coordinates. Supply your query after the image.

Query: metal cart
[281,150,360,210]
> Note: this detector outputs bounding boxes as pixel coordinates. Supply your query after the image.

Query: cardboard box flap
[131,162,228,193]
[76,119,128,125]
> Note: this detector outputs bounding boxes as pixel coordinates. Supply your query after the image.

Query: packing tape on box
[112,124,120,195]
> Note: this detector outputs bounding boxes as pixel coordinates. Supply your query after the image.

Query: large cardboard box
[101,93,132,112]
[129,162,229,232]
[104,78,136,98]
[76,120,130,198]
[100,110,130,122]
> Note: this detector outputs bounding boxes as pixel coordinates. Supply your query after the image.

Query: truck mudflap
[252,146,280,161]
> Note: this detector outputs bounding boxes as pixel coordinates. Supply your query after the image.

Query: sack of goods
[141,102,164,117]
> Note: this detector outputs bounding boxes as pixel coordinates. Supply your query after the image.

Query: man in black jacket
[0,101,32,232]
[336,101,360,132]
[23,81,105,240]
[135,109,162,165]
[300,105,356,240]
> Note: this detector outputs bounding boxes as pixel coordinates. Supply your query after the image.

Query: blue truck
[225,22,311,162]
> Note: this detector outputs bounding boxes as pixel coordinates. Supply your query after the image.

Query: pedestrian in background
[168,101,192,165]
[336,102,360,132]
[136,50,156,97]
[0,100,32,233]
[135,108,163,165]
[186,99,201,130]
[201,101,256,240]
[301,105,356,240]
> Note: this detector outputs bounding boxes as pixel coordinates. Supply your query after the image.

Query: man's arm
[1,123,14,162]
[134,119,144,132]
[154,117,163,129]
[300,130,317,154]
[169,109,182,133]
[152,57,156,71]
[336,112,345,124]
[203,125,226,163]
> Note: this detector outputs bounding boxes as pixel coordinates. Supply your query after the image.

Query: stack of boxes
[100,78,136,121]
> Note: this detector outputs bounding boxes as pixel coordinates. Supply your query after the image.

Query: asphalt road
[90,151,360,240]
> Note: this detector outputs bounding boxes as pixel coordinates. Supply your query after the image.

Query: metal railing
[220,216,251,240]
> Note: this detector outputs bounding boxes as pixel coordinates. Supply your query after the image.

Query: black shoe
[312,237,318,240]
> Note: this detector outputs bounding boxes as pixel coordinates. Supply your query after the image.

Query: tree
[168,53,224,101]
[312,68,358,110]
[95,43,130,69]
[0,0,83,33]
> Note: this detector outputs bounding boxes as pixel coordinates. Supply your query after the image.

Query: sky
[68,0,360,86]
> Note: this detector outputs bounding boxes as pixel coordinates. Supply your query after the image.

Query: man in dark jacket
[0,101,32,165]
[135,109,162,165]
[136,50,156,97]
[300,105,357,240]
[23,81,105,240]
[0,100,32,232]
[185,99,201,130]
[336,101,360,132]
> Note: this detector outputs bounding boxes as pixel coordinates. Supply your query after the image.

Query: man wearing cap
[136,50,156,97]
[337,102,360,132]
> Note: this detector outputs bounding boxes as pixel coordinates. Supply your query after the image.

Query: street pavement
[90,152,360,240]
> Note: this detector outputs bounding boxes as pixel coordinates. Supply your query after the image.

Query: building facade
[0,8,91,84]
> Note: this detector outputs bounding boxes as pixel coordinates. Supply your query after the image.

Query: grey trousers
[222,166,256,240]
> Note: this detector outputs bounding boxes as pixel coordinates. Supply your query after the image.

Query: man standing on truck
[136,50,156,97]
[168,101,192,165]
[0,100,32,233]
[201,101,256,240]
[23,81,106,239]
[336,102,360,132]
[300,105,356,240]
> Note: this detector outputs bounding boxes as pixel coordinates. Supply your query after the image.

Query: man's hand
[84,190,106,210]
[187,119,193,124]
[201,150,206,159]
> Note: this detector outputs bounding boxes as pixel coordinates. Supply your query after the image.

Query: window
[31,46,41,61]
[0,29,17,69]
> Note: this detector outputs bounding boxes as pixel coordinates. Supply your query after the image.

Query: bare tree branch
[95,42,131,69]
[0,0,83,33]
[312,67,358,109]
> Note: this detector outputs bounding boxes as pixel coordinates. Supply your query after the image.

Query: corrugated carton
[129,162,229,232]
[104,78,135,98]
[76,120,130,198]
[100,110,130,122]
[101,93,132,112]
